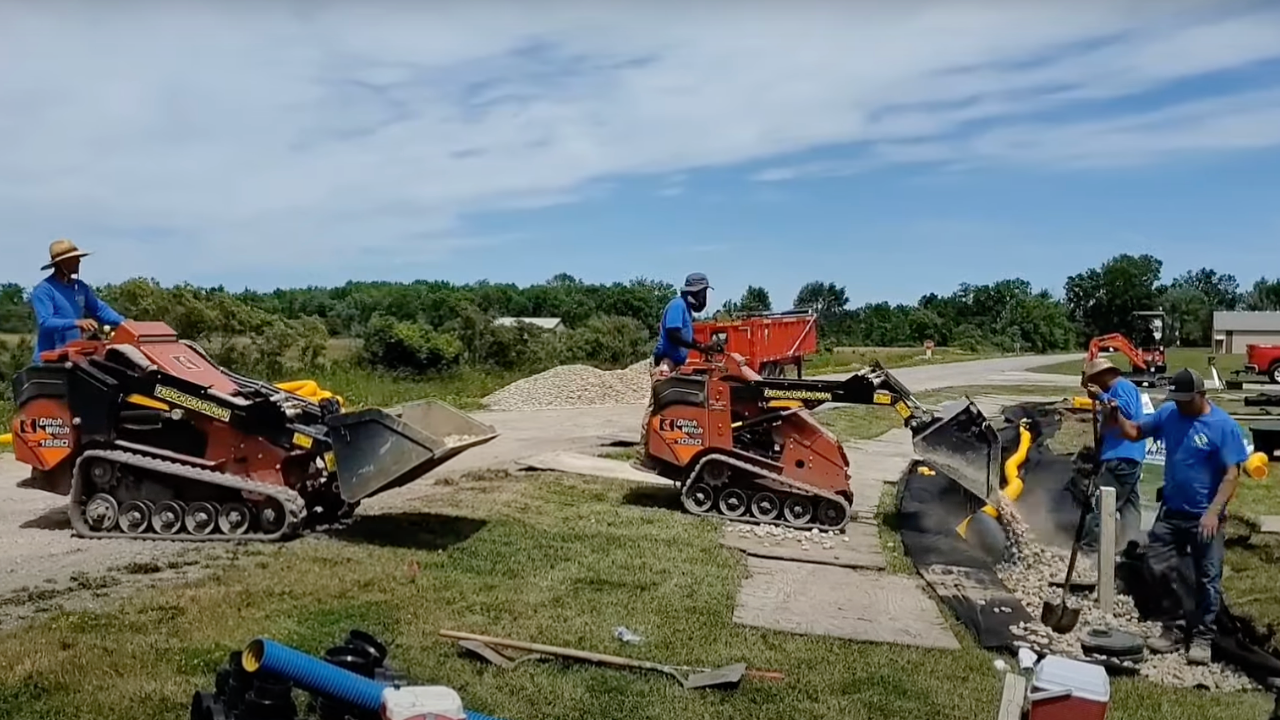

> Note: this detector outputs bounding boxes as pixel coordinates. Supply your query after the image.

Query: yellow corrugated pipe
[1,380,343,449]
[956,420,1031,537]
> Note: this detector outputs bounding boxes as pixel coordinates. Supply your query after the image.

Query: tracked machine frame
[639,348,1002,532]
[8,321,497,542]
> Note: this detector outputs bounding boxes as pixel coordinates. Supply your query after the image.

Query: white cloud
[1,0,1278,284]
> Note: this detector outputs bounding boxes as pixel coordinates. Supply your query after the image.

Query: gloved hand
[699,339,726,355]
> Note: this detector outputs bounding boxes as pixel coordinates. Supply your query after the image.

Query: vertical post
[1099,486,1117,614]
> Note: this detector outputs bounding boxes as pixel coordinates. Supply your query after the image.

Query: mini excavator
[638,344,1002,532]
[7,321,498,542]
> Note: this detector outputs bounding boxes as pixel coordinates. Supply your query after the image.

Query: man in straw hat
[1104,367,1249,665]
[30,239,126,362]
[1079,357,1148,564]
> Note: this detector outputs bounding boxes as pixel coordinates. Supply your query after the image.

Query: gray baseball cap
[1164,368,1206,401]
[682,272,712,292]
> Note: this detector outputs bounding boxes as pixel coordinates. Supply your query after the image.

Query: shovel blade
[682,663,747,689]
[1039,602,1082,633]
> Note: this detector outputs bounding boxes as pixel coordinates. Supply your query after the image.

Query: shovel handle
[440,630,670,673]
[438,630,783,680]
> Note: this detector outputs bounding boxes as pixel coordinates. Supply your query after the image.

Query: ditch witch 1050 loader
[7,321,498,542]
[638,346,1002,533]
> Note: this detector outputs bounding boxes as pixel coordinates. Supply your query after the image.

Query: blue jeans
[1145,507,1225,642]
[1081,458,1143,554]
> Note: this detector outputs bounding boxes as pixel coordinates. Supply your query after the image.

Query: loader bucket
[325,400,498,502]
[910,399,1003,504]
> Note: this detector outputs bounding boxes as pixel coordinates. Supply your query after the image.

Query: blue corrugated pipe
[243,638,386,710]
[243,638,512,720]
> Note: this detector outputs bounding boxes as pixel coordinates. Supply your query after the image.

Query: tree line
[2,255,1279,380]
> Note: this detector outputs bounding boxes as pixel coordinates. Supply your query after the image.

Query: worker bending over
[1080,358,1148,572]
[637,273,719,451]
[31,239,126,362]
[1104,368,1248,666]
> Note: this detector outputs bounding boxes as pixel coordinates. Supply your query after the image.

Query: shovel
[1040,399,1101,634]
[439,630,774,690]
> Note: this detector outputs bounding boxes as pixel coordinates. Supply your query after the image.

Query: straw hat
[1083,357,1121,380]
[41,238,91,270]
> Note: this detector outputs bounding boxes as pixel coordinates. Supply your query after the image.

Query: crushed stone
[483,360,651,411]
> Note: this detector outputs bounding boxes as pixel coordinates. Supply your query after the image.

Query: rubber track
[69,449,307,543]
[681,452,852,532]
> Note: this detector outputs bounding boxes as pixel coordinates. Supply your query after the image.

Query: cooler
[1028,656,1110,720]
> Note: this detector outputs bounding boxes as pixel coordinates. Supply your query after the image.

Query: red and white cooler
[1028,655,1111,720]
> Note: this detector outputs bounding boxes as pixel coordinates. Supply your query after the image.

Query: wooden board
[733,556,960,650]
[997,673,1028,720]
[719,524,885,570]
[1259,515,1280,535]
[516,452,674,487]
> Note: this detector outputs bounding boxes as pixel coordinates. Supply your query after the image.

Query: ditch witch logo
[659,417,704,446]
[17,417,72,448]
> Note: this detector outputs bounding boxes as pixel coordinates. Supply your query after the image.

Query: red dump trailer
[691,310,819,377]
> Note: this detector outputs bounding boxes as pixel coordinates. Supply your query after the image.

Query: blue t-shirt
[30,274,126,361]
[1139,402,1249,515]
[1096,378,1148,463]
[652,296,694,366]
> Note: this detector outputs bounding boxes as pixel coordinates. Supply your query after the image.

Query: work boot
[1146,627,1184,655]
[1187,637,1213,666]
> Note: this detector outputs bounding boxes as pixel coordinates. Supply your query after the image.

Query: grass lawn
[0,389,1276,718]
[1030,347,1247,378]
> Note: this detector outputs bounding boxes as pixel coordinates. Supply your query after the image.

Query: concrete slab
[516,451,674,487]
[719,524,886,571]
[733,556,960,650]
[1259,516,1280,534]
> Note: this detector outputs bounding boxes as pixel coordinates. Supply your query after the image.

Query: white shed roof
[494,317,563,329]
[1213,311,1280,332]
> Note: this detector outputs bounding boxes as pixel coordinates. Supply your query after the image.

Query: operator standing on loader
[1104,368,1248,666]
[30,239,126,362]
[1080,358,1148,568]
[637,273,719,451]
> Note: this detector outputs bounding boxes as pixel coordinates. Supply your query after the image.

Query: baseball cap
[1164,368,1206,401]
[682,273,712,292]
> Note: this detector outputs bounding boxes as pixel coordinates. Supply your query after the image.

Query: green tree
[1168,268,1240,312]
[739,286,772,314]
[1242,278,1280,311]
[0,283,33,334]
[1063,254,1164,342]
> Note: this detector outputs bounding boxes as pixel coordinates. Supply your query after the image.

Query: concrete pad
[516,451,673,486]
[733,556,960,650]
[1259,516,1280,534]
[719,524,885,571]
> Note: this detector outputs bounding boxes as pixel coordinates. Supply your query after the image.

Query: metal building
[1212,311,1280,354]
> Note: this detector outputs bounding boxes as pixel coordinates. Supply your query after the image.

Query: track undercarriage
[677,452,853,531]
[68,449,340,542]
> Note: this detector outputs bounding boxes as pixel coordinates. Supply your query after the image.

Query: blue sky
[1,0,1279,309]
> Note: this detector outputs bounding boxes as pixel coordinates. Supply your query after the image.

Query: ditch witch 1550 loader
[638,346,1002,532]
[7,321,498,542]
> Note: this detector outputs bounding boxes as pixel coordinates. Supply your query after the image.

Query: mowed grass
[1030,347,1247,377]
[0,388,1275,718]
[1,469,1271,720]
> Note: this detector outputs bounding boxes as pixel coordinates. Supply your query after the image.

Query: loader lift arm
[1086,333,1153,371]
[732,360,934,427]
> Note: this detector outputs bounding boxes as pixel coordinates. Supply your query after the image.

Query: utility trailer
[691,310,819,378]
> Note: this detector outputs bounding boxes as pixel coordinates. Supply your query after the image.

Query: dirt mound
[483,360,651,411]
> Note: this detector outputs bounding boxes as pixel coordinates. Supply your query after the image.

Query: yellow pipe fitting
[1244,451,1269,481]
[0,432,11,446]
[958,421,1032,538]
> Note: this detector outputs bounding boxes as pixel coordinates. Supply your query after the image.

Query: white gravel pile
[483,360,651,411]
[994,501,1260,692]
